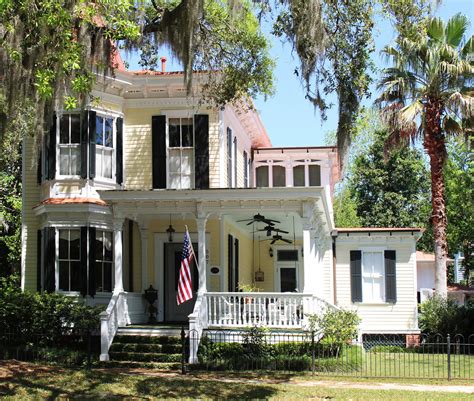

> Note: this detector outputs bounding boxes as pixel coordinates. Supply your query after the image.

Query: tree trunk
[423,97,448,297]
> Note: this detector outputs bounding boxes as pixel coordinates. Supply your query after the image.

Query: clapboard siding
[335,238,418,333]
[22,137,41,291]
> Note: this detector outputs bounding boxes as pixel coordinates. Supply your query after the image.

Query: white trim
[273,245,302,292]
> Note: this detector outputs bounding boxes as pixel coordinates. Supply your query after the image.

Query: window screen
[256,166,269,187]
[272,165,286,187]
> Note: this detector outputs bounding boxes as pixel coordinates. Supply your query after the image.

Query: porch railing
[188,292,209,363]
[205,292,336,329]
[99,290,129,361]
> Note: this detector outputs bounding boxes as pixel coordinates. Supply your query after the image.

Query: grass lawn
[1,362,473,400]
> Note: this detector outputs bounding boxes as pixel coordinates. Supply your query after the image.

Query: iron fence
[0,329,98,368]
[185,329,474,380]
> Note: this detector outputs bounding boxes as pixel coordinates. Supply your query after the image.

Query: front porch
[97,187,336,361]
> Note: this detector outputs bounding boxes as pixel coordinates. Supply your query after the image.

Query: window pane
[59,148,70,175]
[104,231,113,261]
[70,146,80,175]
[181,175,191,189]
[308,165,321,186]
[59,261,69,291]
[277,250,298,261]
[293,165,305,186]
[70,114,80,144]
[104,118,113,147]
[169,150,181,173]
[96,151,103,177]
[96,116,104,145]
[95,232,104,261]
[181,118,193,147]
[95,262,103,292]
[169,119,180,147]
[280,268,297,292]
[70,261,81,291]
[103,262,112,292]
[60,115,69,144]
[256,166,269,187]
[103,151,112,178]
[169,173,180,189]
[69,230,80,260]
[272,165,286,187]
[181,150,192,174]
[59,230,69,259]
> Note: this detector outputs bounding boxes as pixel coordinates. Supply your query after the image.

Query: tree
[377,14,474,296]
[445,137,473,282]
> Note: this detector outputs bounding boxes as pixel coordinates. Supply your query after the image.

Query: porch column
[196,216,208,295]
[113,219,124,293]
[138,222,149,292]
[302,221,319,295]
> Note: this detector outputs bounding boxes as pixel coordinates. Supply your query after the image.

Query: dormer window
[58,114,81,176]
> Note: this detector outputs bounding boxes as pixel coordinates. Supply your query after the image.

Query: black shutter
[43,227,56,293]
[385,250,397,303]
[194,114,209,189]
[350,250,362,302]
[80,227,88,297]
[116,117,123,185]
[128,220,134,292]
[227,128,232,188]
[88,110,97,179]
[46,114,56,180]
[37,152,42,184]
[234,238,239,292]
[152,115,166,189]
[80,111,88,179]
[227,234,233,292]
[88,227,96,297]
[36,230,42,291]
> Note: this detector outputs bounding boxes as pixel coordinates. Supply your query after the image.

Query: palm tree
[378,13,473,297]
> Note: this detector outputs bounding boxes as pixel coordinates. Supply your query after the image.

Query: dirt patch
[0,360,62,379]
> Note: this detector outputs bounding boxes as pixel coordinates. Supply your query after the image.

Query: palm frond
[445,13,469,48]
[448,91,474,117]
[443,116,463,136]
[461,35,474,59]
[427,17,444,42]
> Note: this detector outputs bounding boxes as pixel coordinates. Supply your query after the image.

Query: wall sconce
[269,247,273,258]
[166,215,175,242]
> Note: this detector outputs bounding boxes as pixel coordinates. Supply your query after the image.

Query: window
[272,165,286,187]
[227,127,233,188]
[277,249,298,262]
[96,116,114,179]
[293,165,305,187]
[362,251,385,303]
[95,230,113,292]
[233,137,238,188]
[58,229,81,291]
[168,117,194,189]
[308,165,321,186]
[256,165,269,187]
[59,114,81,176]
[243,151,249,188]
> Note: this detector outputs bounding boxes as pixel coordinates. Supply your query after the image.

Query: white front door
[274,248,300,292]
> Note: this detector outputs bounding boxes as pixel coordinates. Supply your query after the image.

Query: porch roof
[98,187,334,233]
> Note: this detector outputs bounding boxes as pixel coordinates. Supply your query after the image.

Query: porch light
[166,215,176,242]
[269,247,274,258]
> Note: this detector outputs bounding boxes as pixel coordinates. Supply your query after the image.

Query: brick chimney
[161,57,167,73]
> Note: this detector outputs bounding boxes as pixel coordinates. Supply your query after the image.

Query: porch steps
[107,327,185,369]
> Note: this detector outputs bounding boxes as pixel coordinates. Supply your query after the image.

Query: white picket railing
[99,291,129,361]
[188,292,208,363]
[205,292,335,329]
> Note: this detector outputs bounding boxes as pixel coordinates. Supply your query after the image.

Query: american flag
[177,229,195,305]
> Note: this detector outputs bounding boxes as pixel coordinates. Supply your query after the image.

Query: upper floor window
[292,163,321,187]
[96,116,114,179]
[227,127,234,188]
[168,117,194,189]
[58,229,81,292]
[243,151,248,188]
[272,165,286,187]
[59,114,81,176]
[256,165,269,187]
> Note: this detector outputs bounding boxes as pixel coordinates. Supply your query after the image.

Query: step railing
[188,292,208,363]
[205,292,337,329]
[99,290,128,361]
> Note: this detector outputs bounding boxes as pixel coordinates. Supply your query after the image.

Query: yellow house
[21,60,423,362]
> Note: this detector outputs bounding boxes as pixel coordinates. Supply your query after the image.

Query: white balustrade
[188,292,208,363]
[99,290,129,361]
[205,292,336,329]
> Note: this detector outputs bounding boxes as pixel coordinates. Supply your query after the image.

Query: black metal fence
[0,329,98,368]
[185,329,474,380]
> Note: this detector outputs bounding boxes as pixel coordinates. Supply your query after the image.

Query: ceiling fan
[270,234,292,245]
[237,213,280,226]
[257,225,289,237]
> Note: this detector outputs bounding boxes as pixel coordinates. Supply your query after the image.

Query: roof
[38,198,108,207]
[448,283,474,293]
[416,251,454,263]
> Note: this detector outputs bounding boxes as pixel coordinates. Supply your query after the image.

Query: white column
[303,221,319,295]
[139,223,149,292]
[113,219,124,293]
[196,216,208,295]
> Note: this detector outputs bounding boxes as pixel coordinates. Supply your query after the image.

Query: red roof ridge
[37,197,108,207]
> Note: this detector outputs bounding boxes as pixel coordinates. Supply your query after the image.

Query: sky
[123,0,473,147]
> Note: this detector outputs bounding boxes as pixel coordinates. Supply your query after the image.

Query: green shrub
[369,345,407,353]
[419,295,474,338]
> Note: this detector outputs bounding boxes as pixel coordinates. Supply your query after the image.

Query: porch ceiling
[98,187,334,234]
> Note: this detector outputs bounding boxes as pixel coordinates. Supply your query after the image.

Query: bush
[419,295,474,339]
[0,275,100,346]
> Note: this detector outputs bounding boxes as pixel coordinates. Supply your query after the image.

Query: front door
[164,242,198,322]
